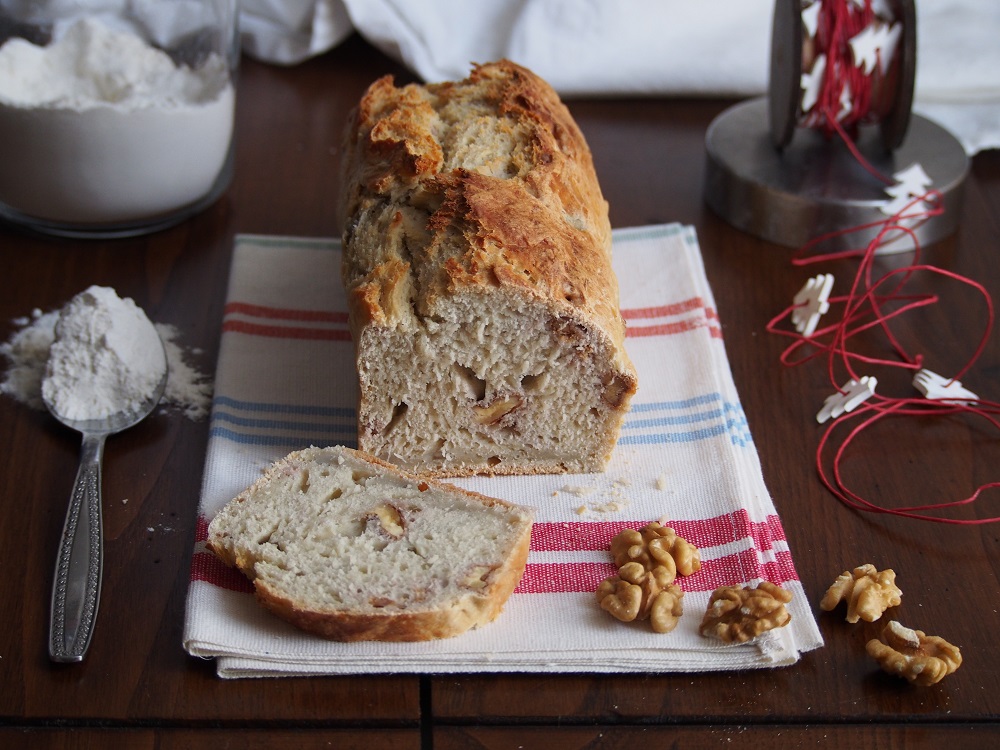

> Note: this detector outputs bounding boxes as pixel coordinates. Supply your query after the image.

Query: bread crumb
[560,484,597,496]
[575,497,631,515]
[592,499,629,514]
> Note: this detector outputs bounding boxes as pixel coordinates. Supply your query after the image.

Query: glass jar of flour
[0,1,239,238]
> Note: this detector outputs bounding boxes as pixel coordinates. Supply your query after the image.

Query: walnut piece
[473,394,522,425]
[363,504,405,538]
[596,562,684,633]
[700,581,793,643]
[460,565,493,590]
[866,620,962,686]
[596,575,641,622]
[597,522,699,633]
[649,581,684,634]
[820,563,902,623]
[609,522,701,579]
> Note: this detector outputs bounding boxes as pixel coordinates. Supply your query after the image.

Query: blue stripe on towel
[623,392,753,448]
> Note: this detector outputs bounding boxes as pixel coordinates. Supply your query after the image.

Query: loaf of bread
[339,60,637,477]
[206,446,534,641]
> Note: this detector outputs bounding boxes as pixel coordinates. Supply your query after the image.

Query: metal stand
[703,97,968,251]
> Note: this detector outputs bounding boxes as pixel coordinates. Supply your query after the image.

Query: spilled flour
[1,290,212,420]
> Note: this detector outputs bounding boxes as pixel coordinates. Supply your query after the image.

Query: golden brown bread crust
[340,60,637,476]
[341,60,625,348]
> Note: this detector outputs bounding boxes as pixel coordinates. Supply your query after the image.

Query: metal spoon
[45,351,168,663]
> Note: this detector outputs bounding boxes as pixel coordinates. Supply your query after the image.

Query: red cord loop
[767,2,996,524]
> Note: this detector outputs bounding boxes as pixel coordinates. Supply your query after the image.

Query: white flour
[1,289,212,421]
[42,286,166,421]
[0,17,235,224]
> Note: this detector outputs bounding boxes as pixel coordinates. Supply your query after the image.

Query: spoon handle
[50,433,107,663]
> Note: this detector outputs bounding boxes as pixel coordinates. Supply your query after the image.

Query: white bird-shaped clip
[817,376,878,423]
[912,369,979,405]
[792,274,834,338]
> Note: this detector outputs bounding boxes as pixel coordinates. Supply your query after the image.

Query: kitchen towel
[183,223,824,678]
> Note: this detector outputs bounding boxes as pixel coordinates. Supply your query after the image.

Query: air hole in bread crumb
[296,470,310,493]
[520,371,546,392]
[255,525,279,545]
[453,364,487,400]
[325,488,343,501]
[352,470,374,483]
[487,456,502,467]
[383,401,408,435]
[430,438,446,460]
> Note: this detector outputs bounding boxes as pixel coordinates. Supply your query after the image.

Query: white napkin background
[240,0,1000,155]
[182,225,824,678]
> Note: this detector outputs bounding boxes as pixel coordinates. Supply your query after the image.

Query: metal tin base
[704,98,968,251]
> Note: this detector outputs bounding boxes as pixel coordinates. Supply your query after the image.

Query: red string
[766,2,998,524]
[805,0,882,139]
[816,399,1000,525]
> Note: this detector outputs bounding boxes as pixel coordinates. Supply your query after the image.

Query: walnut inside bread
[340,60,637,477]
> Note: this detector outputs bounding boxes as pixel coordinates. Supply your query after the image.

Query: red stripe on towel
[622,297,722,339]
[221,319,353,341]
[224,302,350,323]
[190,551,254,594]
[529,511,787,554]
[622,298,707,319]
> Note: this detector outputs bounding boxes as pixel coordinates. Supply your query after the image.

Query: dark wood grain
[0,729,421,749]
[435,725,998,750]
[1,33,999,743]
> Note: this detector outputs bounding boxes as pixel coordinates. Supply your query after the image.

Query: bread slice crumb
[207,446,534,642]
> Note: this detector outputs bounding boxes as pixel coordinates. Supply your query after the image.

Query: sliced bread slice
[206,446,535,641]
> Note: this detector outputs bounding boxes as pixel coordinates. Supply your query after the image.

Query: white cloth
[182,224,824,678]
[238,0,1000,154]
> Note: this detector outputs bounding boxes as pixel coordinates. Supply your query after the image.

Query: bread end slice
[206,446,534,641]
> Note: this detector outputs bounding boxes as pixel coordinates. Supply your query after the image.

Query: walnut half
[820,564,902,623]
[596,522,699,634]
[866,620,962,686]
[700,581,793,643]
[609,522,701,579]
[595,562,685,633]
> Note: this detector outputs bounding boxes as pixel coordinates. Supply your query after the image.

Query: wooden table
[2,35,999,748]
